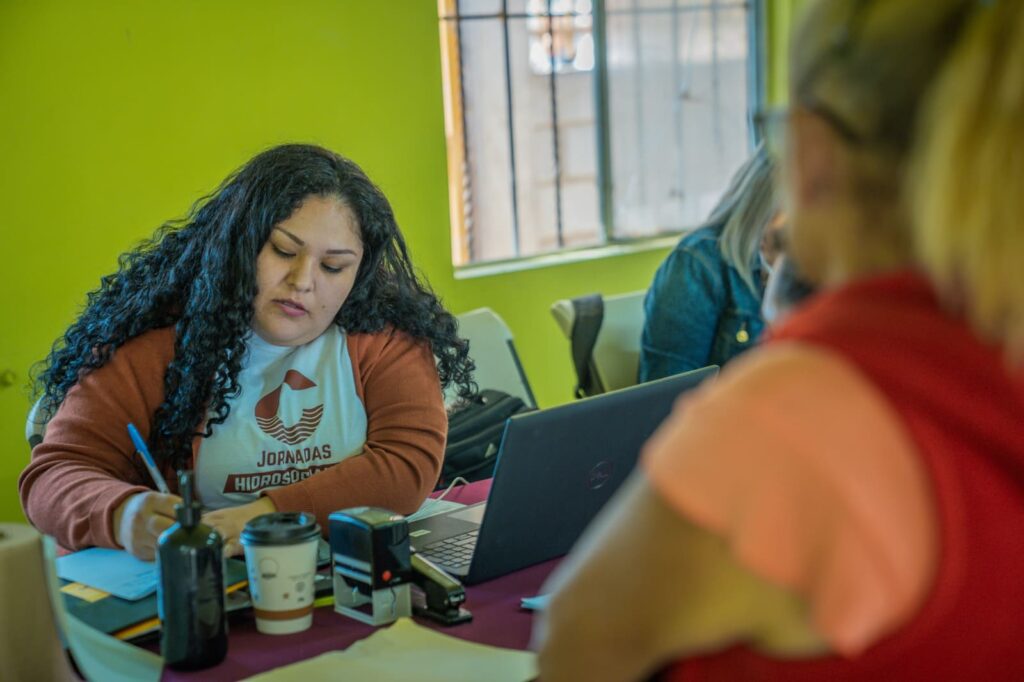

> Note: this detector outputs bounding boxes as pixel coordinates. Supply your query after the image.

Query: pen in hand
[127,422,170,494]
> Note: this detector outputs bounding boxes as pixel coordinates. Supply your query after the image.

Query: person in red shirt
[536,0,1024,680]
[21,144,475,560]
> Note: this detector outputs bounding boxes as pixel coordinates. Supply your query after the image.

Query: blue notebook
[58,555,250,639]
[57,548,159,601]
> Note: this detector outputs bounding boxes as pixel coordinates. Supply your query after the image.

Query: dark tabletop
[159,480,557,681]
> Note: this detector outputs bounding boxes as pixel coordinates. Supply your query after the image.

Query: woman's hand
[112,491,182,561]
[202,497,278,557]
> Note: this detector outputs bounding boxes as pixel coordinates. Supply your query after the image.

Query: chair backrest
[26,397,48,449]
[550,291,646,396]
[450,307,537,409]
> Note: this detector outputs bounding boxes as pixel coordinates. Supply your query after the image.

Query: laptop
[409,365,718,584]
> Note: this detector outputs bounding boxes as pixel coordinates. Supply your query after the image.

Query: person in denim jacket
[639,146,779,381]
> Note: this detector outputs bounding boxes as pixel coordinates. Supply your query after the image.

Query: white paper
[406,497,466,523]
[243,618,535,682]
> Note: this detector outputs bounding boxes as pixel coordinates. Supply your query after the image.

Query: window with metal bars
[439,0,763,267]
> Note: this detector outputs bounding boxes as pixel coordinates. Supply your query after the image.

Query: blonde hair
[788,0,973,283]
[797,2,978,162]
[912,0,1024,358]
[794,0,1024,356]
[713,144,777,295]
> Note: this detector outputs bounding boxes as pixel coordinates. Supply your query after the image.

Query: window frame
[438,0,768,273]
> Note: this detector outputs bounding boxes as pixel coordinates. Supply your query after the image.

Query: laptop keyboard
[419,529,479,571]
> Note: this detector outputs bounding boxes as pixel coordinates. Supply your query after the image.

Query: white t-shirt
[196,326,368,509]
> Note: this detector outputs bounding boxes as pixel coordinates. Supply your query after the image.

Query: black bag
[438,389,533,488]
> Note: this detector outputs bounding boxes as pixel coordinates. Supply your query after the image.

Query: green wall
[767,0,809,103]
[0,0,803,523]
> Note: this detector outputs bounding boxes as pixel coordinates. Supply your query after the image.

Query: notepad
[56,548,158,600]
[242,618,536,682]
[41,537,164,681]
[60,557,250,640]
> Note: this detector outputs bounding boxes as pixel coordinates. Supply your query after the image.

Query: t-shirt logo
[254,370,324,445]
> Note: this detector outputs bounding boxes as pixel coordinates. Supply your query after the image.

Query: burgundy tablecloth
[159,480,556,681]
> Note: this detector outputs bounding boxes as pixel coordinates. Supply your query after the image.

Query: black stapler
[410,553,473,625]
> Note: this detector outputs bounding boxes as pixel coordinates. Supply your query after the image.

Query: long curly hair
[35,144,475,469]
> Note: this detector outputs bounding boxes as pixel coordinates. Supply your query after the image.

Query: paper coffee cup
[240,512,320,635]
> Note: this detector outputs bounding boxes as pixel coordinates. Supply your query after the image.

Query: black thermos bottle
[157,470,228,670]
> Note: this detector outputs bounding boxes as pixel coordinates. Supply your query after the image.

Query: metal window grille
[439,0,764,266]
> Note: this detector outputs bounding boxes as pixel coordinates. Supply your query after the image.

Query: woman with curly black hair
[20,143,475,560]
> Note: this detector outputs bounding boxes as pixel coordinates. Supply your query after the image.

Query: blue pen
[127,423,170,494]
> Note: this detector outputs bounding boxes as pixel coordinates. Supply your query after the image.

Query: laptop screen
[467,366,718,582]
